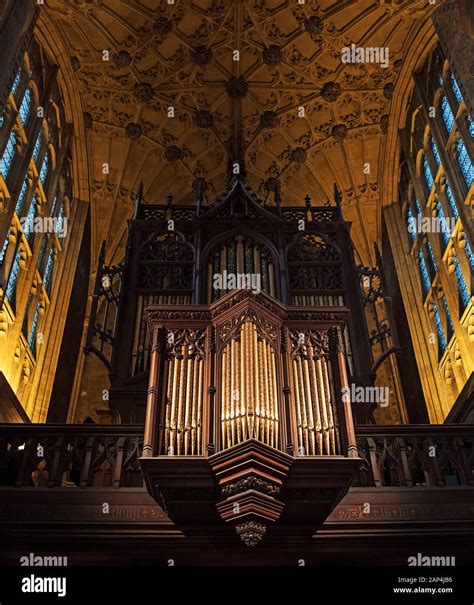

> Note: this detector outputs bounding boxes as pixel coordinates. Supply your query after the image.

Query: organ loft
[0,0,473,567]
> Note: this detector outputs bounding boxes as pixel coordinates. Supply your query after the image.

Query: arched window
[422,156,434,191]
[42,248,54,293]
[0,130,17,179]
[450,74,462,104]
[39,151,49,184]
[15,180,28,215]
[5,251,21,303]
[441,97,455,133]
[456,139,473,188]
[18,87,32,124]
[418,250,431,298]
[430,137,441,166]
[433,302,447,354]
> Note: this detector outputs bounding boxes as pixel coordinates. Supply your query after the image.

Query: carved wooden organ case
[86,179,398,542]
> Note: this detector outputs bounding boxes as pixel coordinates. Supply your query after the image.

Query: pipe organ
[86,178,398,543]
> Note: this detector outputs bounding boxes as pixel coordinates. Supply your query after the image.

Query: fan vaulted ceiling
[40,0,436,265]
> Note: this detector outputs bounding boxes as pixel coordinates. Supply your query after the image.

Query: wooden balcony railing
[1,423,472,490]
[0,424,144,488]
[355,425,474,487]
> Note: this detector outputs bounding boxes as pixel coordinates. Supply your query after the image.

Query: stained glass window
[418,250,431,298]
[468,116,473,140]
[11,68,22,97]
[24,198,37,242]
[43,248,54,292]
[433,302,447,353]
[0,130,17,179]
[15,180,28,216]
[407,206,415,244]
[457,139,473,189]
[450,74,462,104]
[39,152,49,184]
[18,88,32,124]
[0,238,8,266]
[28,303,41,353]
[436,202,450,246]
[5,251,21,301]
[441,97,455,133]
[430,138,441,166]
[422,156,434,191]
[32,135,42,162]
[415,197,423,216]
[427,241,438,273]
[55,202,65,238]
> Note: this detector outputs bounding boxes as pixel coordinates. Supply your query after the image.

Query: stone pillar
[432,0,473,114]
[0,0,37,113]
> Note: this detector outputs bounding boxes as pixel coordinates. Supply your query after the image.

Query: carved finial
[166,193,173,210]
[133,181,144,219]
[304,194,311,211]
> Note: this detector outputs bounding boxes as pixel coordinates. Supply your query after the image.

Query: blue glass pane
[468,117,474,140]
[11,69,22,96]
[427,241,438,273]
[464,239,474,272]
[18,88,32,124]
[445,182,459,219]
[415,198,423,216]
[436,202,450,246]
[15,180,28,215]
[39,152,49,184]
[438,75,443,86]
[0,238,8,265]
[442,296,454,340]
[418,250,431,297]
[430,138,441,166]
[5,251,21,301]
[32,135,42,162]
[453,254,470,310]
[441,97,455,133]
[451,74,462,104]
[422,156,434,190]
[0,130,17,179]
[433,302,447,353]
[55,203,65,237]
[28,303,41,353]
[43,248,54,292]
[457,139,473,189]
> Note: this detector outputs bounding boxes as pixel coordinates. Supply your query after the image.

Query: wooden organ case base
[141,439,360,546]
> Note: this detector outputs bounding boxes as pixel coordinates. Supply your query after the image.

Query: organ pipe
[220,319,279,450]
